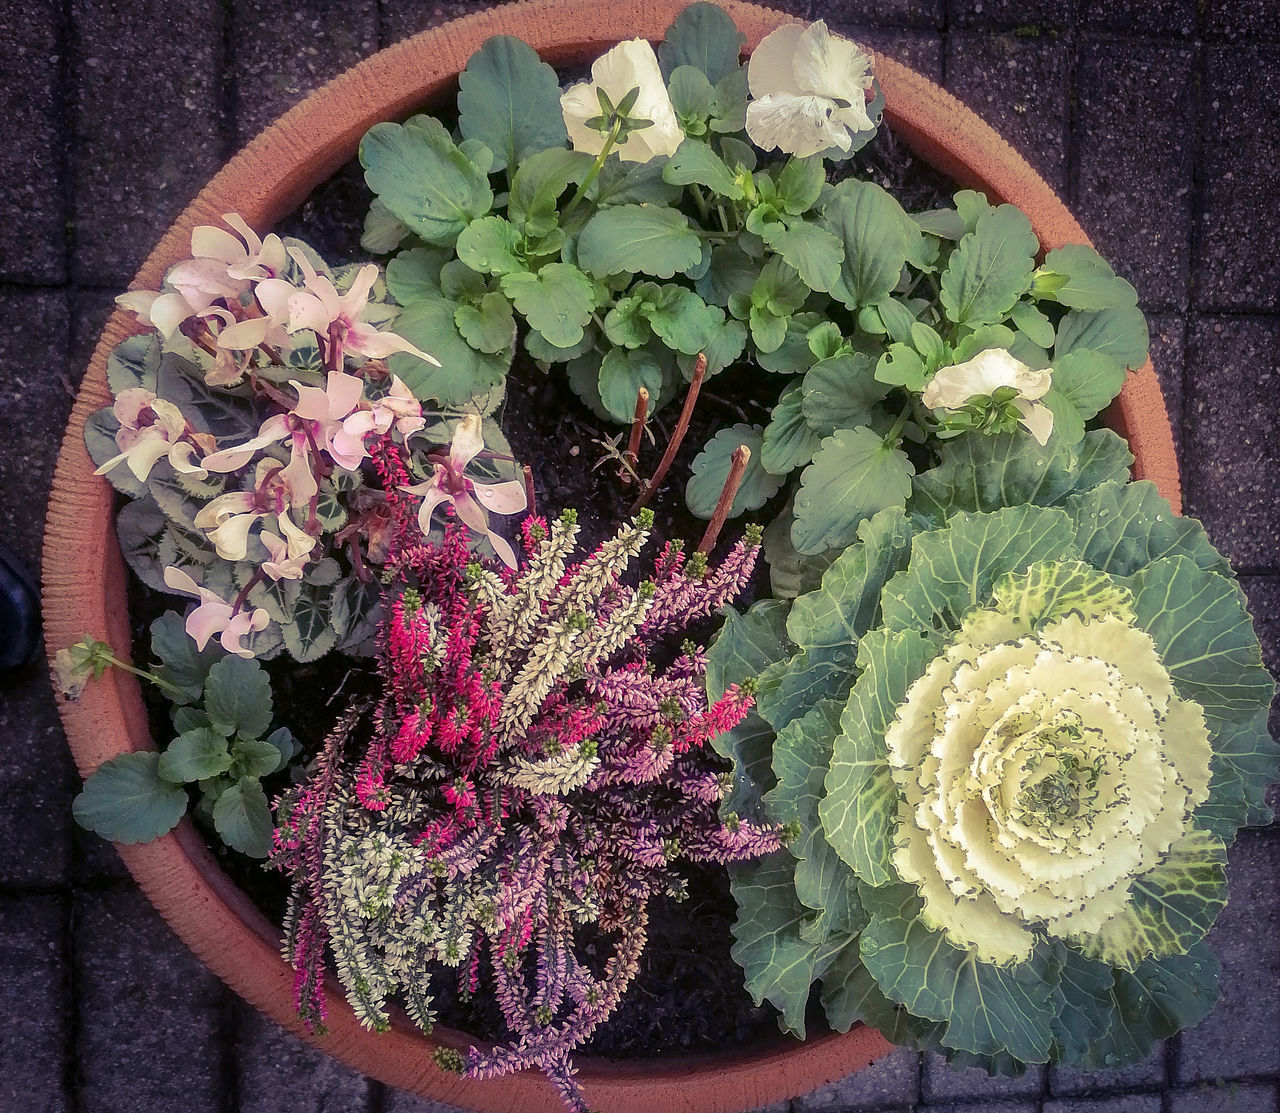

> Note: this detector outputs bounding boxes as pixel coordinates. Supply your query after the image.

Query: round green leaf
[212,777,274,858]
[158,727,233,784]
[73,752,188,845]
[940,204,1039,326]
[577,204,703,280]
[686,424,785,519]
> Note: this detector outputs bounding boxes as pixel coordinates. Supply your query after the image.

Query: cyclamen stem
[621,387,649,484]
[697,444,750,555]
[631,352,706,513]
[232,567,267,614]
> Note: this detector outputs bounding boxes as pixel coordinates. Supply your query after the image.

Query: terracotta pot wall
[42,2,1182,1111]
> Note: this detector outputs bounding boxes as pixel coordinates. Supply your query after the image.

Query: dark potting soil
[126,118,956,1059]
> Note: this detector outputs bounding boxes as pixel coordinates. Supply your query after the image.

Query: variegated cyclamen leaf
[821,627,943,885]
[909,429,1133,527]
[1074,943,1219,1070]
[755,645,859,731]
[1073,827,1227,972]
[859,883,1056,1062]
[1066,479,1231,578]
[1129,556,1276,722]
[880,506,1079,633]
[729,854,827,1038]
[786,505,913,652]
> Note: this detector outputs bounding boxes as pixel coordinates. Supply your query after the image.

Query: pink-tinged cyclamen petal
[115,290,159,327]
[337,264,379,319]
[216,316,270,351]
[345,321,438,364]
[168,442,208,477]
[221,608,269,658]
[206,511,261,561]
[151,291,197,339]
[276,512,316,561]
[450,415,486,472]
[281,434,320,506]
[254,278,295,324]
[113,388,158,429]
[194,489,255,531]
[191,223,248,266]
[187,599,236,650]
[472,479,528,516]
[162,564,206,600]
[260,531,308,581]
[201,413,291,472]
[168,256,249,312]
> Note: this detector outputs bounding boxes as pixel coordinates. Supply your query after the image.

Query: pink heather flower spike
[402,415,527,568]
[162,565,269,657]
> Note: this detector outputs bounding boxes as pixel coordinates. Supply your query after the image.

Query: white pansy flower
[745,21,875,158]
[922,348,1055,445]
[560,39,683,164]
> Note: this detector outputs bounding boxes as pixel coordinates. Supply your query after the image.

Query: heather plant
[716,427,1279,1070]
[360,3,1148,576]
[273,499,782,1112]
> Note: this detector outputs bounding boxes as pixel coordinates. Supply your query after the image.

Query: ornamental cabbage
[717,427,1278,1070]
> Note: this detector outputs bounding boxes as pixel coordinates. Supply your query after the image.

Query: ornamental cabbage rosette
[720,428,1278,1070]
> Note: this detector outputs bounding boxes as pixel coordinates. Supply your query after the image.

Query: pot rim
[42,2,1181,1111]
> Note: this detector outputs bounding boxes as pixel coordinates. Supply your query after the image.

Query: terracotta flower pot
[42,2,1181,1111]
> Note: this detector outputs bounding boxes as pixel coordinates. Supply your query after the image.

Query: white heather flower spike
[560,39,684,163]
[746,21,875,158]
[922,348,1055,445]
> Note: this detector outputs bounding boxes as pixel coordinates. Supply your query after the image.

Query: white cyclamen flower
[922,348,1055,445]
[745,21,875,158]
[560,39,684,164]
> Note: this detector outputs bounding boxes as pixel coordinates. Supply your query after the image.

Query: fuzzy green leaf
[823,181,910,309]
[212,777,274,858]
[454,291,517,355]
[203,656,272,740]
[457,35,567,173]
[686,424,785,518]
[577,205,702,279]
[859,884,1056,1062]
[500,262,595,349]
[761,382,822,476]
[762,219,844,294]
[801,352,888,436]
[150,610,221,704]
[940,204,1039,326]
[1038,245,1139,311]
[73,752,187,845]
[658,1,745,84]
[1052,349,1127,422]
[508,148,593,236]
[158,728,233,783]
[388,294,511,405]
[821,628,943,885]
[1055,305,1149,370]
[663,139,742,198]
[645,285,723,355]
[232,737,288,779]
[792,429,914,556]
[360,115,493,245]
[1009,299,1056,348]
[598,346,664,423]
[456,216,526,277]
[777,156,826,216]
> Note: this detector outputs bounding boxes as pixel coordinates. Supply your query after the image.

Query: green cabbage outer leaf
[727,428,1277,1072]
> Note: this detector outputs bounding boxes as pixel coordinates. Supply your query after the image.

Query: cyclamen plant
[273,493,780,1112]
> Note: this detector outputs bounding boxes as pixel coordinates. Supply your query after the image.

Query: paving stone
[1077,0,1196,35]
[1238,575,1280,739]
[232,0,378,142]
[235,1002,371,1112]
[1203,1,1280,40]
[1072,41,1194,312]
[1182,315,1280,568]
[813,0,944,29]
[1045,1096,1162,1113]
[792,1044,919,1110]
[1197,46,1280,311]
[71,0,224,286]
[1177,825,1280,1083]
[1170,1082,1280,1113]
[1146,312,1185,460]
[851,29,945,83]
[944,32,1071,193]
[924,1103,1038,1113]
[1049,1042,1166,1095]
[0,895,70,1113]
[923,1052,1044,1101]
[76,886,229,1113]
[0,5,66,283]
[949,1,1076,31]
[69,287,120,389]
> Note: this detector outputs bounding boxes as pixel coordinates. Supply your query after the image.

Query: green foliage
[686,424,785,519]
[72,752,188,845]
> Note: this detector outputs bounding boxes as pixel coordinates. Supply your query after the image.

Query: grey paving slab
[853,29,945,82]
[232,0,378,142]
[813,0,944,29]
[1049,1043,1166,1096]
[1169,1081,1280,1113]
[924,1103,1038,1113]
[1147,312,1185,459]
[70,0,224,286]
[1196,45,1280,311]
[949,0,1076,31]
[0,895,70,1113]
[1045,1096,1162,1113]
[1071,40,1195,312]
[1177,825,1280,1083]
[235,1002,372,1112]
[792,1045,920,1110]
[0,4,66,284]
[1203,1,1280,40]
[1182,315,1280,569]
[923,1052,1044,1102]
[69,287,119,388]
[1238,574,1280,738]
[1077,0,1197,35]
[75,886,229,1113]
[943,32,1071,193]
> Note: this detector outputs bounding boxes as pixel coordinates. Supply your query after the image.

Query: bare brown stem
[631,352,707,513]
[697,444,750,555]
[523,464,537,517]
[621,386,649,484]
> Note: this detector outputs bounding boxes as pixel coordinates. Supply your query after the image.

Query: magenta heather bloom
[272,510,779,1112]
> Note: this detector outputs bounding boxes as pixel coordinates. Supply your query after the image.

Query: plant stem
[689,184,712,224]
[621,387,649,484]
[523,464,537,516]
[631,352,707,513]
[102,653,191,703]
[697,444,750,554]
[884,399,914,446]
[560,119,624,224]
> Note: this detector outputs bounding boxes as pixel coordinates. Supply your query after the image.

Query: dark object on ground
[0,541,40,672]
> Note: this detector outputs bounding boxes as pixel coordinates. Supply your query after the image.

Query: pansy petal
[561,81,607,157]
[746,21,808,98]
[793,21,873,103]
[746,93,849,158]
[1015,399,1055,446]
